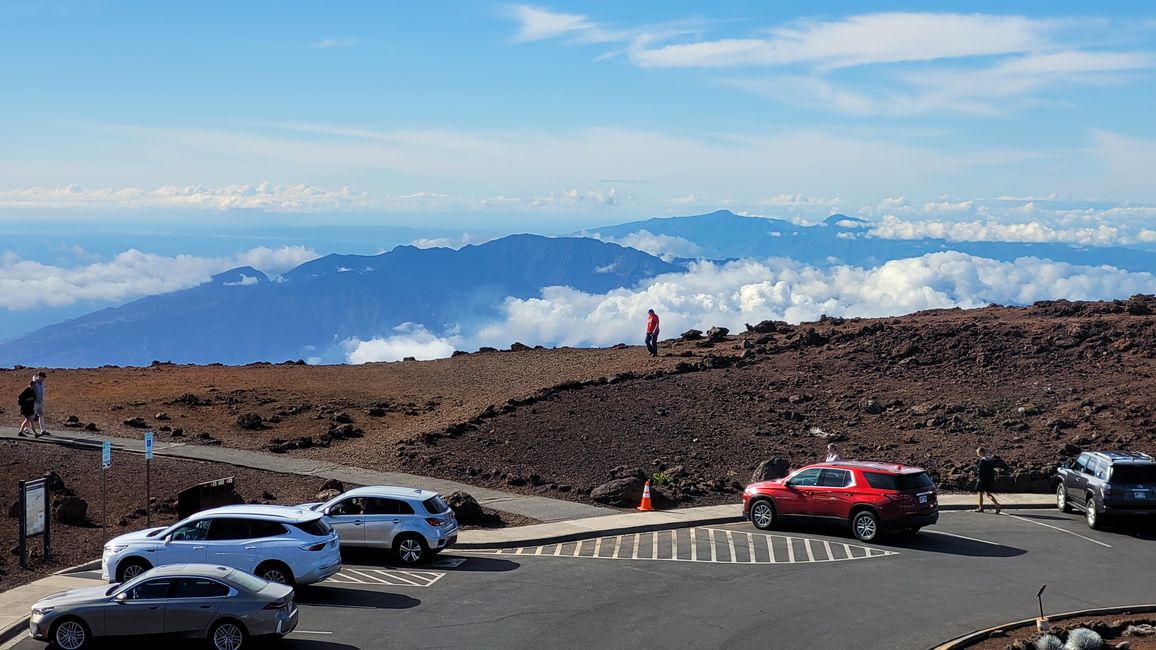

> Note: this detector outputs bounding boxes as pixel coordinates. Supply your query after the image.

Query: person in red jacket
[645,309,661,357]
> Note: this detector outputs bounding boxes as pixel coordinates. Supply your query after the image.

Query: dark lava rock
[319,479,345,493]
[751,457,791,483]
[510,342,531,352]
[705,326,730,341]
[446,491,486,525]
[236,413,265,430]
[681,329,704,341]
[52,495,90,527]
[122,417,148,428]
[314,488,341,503]
[590,477,645,507]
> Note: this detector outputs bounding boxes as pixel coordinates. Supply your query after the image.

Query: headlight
[104,544,129,554]
[31,606,54,616]
[744,486,756,494]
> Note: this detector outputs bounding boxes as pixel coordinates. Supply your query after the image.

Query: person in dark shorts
[17,380,37,437]
[644,309,661,357]
[974,446,1001,514]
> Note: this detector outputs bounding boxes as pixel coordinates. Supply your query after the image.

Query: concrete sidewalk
[0,496,1056,646]
[0,426,608,522]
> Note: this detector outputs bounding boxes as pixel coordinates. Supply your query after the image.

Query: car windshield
[863,471,934,491]
[1111,465,1156,483]
[422,496,450,514]
[226,569,270,593]
[292,518,332,537]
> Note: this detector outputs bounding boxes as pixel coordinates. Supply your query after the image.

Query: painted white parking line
[325,568,447,587]
[923,529,1004,546]
[1005,514,1113,548]
[292,631,333,635]
[690,528,697,561]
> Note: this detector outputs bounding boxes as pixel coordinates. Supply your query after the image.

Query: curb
[0,559,103,647]
[931,603,1156,649]
[455,514,746,549]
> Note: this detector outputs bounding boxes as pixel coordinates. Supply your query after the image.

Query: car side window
[128,578,174,600]
[173,578,230,599]
[818,469,851,488]
[1094,461,1109,480]
[365,498,415,515]
[170,519,211,541]
[207,518,252,541]
[787,468,822,487]
[1073,455,1089,473]
[329,498,365,516]
[1083,458,1099,477]
[248,520,287,538]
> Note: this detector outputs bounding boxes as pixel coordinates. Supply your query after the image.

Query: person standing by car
[974,447,1001,514]
[17,380,38,437]
[644,309,661,357]
[825,443,842,462]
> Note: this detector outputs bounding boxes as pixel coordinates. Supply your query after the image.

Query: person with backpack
[18,380,38,437]
[974,446,1002,514]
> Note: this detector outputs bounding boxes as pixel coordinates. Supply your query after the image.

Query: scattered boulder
[85,423,100,432]
[509,342,531,352]
[236,413,265,430]
[314,489,341,503]
[751,457,791,483]
[52,495,90,527]
[319,479,345,493]
[590,477,645,507]
[122,417,147,428]
[705,326,730,341]
[154,412,170,421]
[680,329,704,341]
[861,399,883,415]
[446,491,486,525]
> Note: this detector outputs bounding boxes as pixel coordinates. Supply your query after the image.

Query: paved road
[7,510,1154,650]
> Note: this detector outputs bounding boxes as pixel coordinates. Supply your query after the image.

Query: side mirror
[115,592,128,602]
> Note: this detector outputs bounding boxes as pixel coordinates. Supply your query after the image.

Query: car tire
[255,561,295,586]
[51,617,91,650]
[116,558,152,583]
[851,510,880,543]
[209,619,248,650]
[1085,496,1101,530]
[1056,484,1071,513]
[749,499,777,531]
[394,534,429,565]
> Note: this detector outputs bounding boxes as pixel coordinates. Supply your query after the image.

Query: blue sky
[2,2,1156,346]
[1,1,1154,225]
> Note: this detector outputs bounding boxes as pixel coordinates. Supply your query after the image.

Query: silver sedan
[29,563,297,650]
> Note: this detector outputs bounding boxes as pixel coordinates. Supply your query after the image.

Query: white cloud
[471,253,1156,349]
[0,182,372,211]
[0,245,319,311]
[587,229,702,259]
[222,274,259,287]
[507,5,594,42]
[761,193,841,207]
[342,324,459,363]
[312,38,359,49]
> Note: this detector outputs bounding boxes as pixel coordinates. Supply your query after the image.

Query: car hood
[107,526,167,545]
[35,585,113,609]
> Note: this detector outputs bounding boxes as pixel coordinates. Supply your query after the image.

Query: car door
[205,518,259,572]
[153,519,210,567]
[362,497,406,548]
[104,577,174,636]
[325,497,367,547]
[164,577,231,634]
[1080,457,1100,508]
[813,469,854,519]
[775,468,822,518]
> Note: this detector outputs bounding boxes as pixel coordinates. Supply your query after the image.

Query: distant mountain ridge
[591,209,1156,272]
[0,235,682,368]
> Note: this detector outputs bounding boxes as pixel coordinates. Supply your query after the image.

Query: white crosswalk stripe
[460,527,897,565]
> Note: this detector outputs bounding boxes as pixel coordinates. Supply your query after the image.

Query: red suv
[742,461,939,542]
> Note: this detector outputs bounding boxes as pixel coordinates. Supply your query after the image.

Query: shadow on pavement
[283,641,362,650]
[884,531,1026,558]
[338,549,519,572]
[1013,512,1156,540]
[296,584,421,610]
[432,555,519,572]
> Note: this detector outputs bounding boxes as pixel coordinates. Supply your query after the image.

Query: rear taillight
[300,542,327,552]
[263,601,289,611]
[426,518,445,526]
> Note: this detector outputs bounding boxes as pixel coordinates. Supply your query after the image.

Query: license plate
[1134,490,1148,500]
[919,494,927,504]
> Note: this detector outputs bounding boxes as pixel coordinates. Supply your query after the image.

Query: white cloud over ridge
[342,324,459,364]
[587,229,702,259]
[0,183,371,211]
[0,245,318,311]
[469,253,1156,350]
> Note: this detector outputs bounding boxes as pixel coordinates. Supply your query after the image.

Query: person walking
[825,443,842,462]
[32,371,47,437]
[644,309,661,357]
[17,380,37,437]
[974,446,1001,514]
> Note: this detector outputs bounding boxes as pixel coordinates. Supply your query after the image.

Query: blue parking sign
[144,432,154,460]
[101,441,111,469]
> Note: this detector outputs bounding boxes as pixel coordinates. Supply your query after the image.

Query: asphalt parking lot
[7,509,1154,650]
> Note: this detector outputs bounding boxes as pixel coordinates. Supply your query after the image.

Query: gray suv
[1056,451,1156,529]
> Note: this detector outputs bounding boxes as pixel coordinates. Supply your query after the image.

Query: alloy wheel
[213,623,244,650]
[261,568,288,584]
[398,538,424,564]
[854,513,877,541]
[55,621,86,650]
[751,502,774,529]
[121,563,146,580]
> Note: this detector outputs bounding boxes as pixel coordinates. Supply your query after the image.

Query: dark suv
[1056,451,1156,529]
[742,460,939,542]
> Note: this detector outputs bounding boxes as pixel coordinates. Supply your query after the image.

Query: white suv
[301,486,459,565]
[102,504,341,586]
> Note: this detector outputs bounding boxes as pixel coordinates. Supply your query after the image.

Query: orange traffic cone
[637,480,655,512]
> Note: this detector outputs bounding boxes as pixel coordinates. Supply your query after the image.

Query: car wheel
[255,562,295,586]
[394,534,428,565]
[51,617,90,650]
[116,558,151,582]
[851,510,880,543]
[749,499,777,531]
[1085,496,1101,530]
[209,619,248,650]
[1056,484,1071,513]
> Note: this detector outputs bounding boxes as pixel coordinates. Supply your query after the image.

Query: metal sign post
[101,441,111,539]
[144,432,154,526]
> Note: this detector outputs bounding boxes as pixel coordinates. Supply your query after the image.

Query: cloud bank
[0,183,371,211]
[342,324,460,364]
[0,245,319,311]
